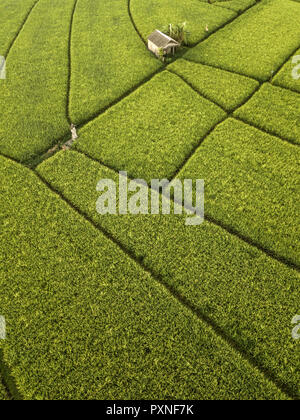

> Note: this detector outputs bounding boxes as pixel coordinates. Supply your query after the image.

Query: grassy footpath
[0,0,73,162]
[234,84,300,144]
[75,71,226,182]
[185,0,300,81]
[69,0,161,125]
[0,0,37,56]
[131,0,236,45]
[168,59,259,111]
[273,48,300,93]
[178,118,300,267]
[0,156,287,400]
[37,151,300,398]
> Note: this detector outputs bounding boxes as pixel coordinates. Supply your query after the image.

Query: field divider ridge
[61,147,300,274]
[270,41,300,82]
[4,0,41,58]
[181,58,261,82]
[14,1,299,173]
[66,0,79,125]
[2,123,299,274]
[75,67,165,129]
[169,81,263,181]
[127,0,147,46]
[33,165,295,400]
[0,349,23,400]
[23,70,167,168]
[272,80,300,96]
[1,148,299,398]
[1,0,261,170]
[166,68,228,113]
[181,0,258,50]
[61,0,259,135]
[233,115,300,148]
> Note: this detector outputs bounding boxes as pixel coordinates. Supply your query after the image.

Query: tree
[161,22,190,45]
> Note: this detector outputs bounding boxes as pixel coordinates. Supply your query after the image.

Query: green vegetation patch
[0,0,73,162]
[0,0,37,56]
[37,150,300,397]
[131,0,236,46]
[75,71,226,182]
[69,0,161,125]
[178,118,300,267]
[0,377,10,400]
[0,156,286,400]
[234,83,300,145]
[185,0,300,81]
[213,0,256,13]
[168,59,259,111]
[273,48,300,94]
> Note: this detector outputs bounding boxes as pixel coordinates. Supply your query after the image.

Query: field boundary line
[33,166,296,400]
[205,212,300,272]
[66,0,79,125]
[167,69,228,112]
[1,0,260,170]
[0,131,71,169]
[272,80,300,96]
[233,115,300,148]
[169,81,263,180]
[4,0,41,59]
[181,57,261,82]
[15,69,165,168]
[63,0,259,133]
[75,67,165,129]
[1,151,296,399]
[69,148,300,274]
[182,0,257,50]
[127,0,147,46]
[28,52,259,168]
[2,141,299,273]
[270,42,300,82]
[169,116,227,177]
[0,349,23,400]
[0,151,25,166]
[212,3,245,14]
[231,82,262,108]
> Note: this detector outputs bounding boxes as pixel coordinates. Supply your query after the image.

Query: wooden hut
[148,30,180,57]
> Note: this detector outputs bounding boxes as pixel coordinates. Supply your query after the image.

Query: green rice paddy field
[0,0,299,400]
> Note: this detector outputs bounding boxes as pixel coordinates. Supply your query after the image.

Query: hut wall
[148,40,159,56]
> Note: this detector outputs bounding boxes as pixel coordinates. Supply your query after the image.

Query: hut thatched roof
[148,30,179,48]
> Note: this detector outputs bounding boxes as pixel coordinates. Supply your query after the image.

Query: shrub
[161,22,190,45]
